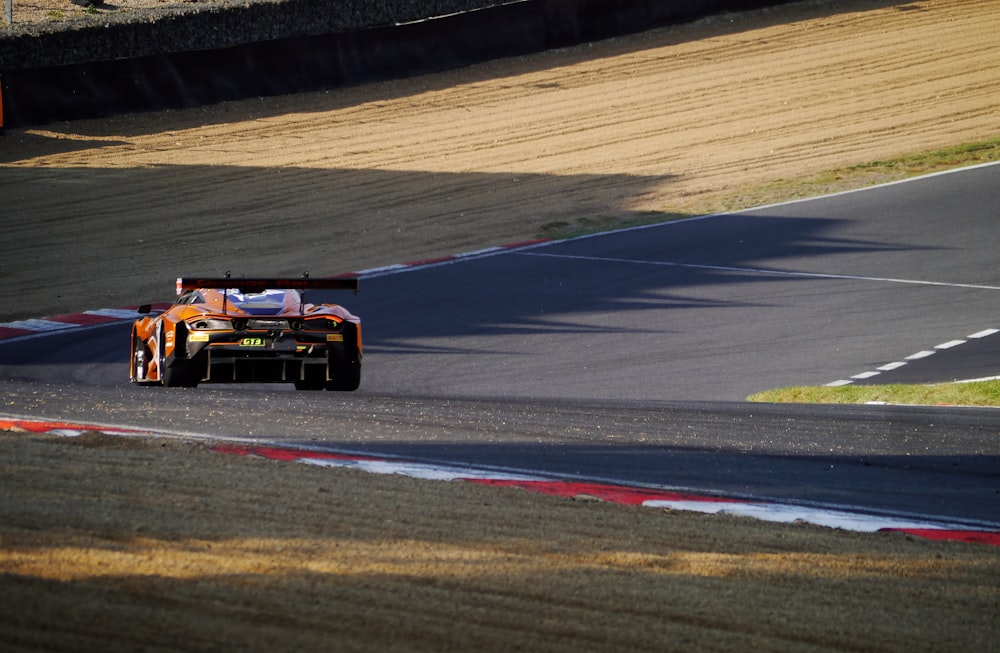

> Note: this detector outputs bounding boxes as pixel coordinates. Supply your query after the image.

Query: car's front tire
[130,330,148,383]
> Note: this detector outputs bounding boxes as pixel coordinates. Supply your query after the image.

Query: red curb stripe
[466,479,743,505]
[884,528,1000,547]
[210,445,1000,548]
[6,423,1000,549]
[0,303,174,341]
[0,326,34,338]
[213,444,381,463]
[0,418,142,434]
[0,418,86,433]
[499,239,551,249]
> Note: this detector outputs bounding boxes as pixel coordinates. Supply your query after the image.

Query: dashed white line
[514,250,999,391]
[830,328,999,387]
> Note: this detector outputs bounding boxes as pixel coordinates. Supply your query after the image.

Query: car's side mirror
[137,304,152,315]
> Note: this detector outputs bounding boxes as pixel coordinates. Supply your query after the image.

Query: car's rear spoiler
[176,277,359,296]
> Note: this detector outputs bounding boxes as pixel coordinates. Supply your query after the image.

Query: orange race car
[130,276,361,391]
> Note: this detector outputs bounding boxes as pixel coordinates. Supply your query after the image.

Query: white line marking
[455,246,504,258]
[517,251,1000,291]
[905,350,937,360]
[356,263,409,276]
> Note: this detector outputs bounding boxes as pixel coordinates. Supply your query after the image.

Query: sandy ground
[2,0,1000,650]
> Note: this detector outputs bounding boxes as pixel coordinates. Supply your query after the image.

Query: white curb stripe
[301,456,542,482]
[2,318,75,332]
[644,500,947,532]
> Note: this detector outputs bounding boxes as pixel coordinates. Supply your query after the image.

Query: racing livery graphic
[130,276,361,390]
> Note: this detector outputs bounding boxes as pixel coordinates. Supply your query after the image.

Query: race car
[130,275,361,390]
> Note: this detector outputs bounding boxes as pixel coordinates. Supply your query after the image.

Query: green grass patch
[748,379,1000,407]
[848,137,1000,175]
[715,136,1000,212]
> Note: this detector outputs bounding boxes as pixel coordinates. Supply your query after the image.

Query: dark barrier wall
[1,0,792,128]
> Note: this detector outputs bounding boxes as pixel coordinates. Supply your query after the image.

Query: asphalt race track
[1,164,999,527]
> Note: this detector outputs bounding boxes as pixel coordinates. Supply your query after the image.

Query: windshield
[225,288,299,315]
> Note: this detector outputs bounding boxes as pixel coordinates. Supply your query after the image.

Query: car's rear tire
[325,360,361,391]
[294,361,327,390]
[161,361,200,388]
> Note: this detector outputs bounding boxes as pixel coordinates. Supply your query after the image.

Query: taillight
[189,318,233,331]
[305,318,342,330]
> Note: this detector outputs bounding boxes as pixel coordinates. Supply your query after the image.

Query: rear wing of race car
[176,276,359,296]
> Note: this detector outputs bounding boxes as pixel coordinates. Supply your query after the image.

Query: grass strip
[748,379,1000,407]
[537,136,1000,240]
